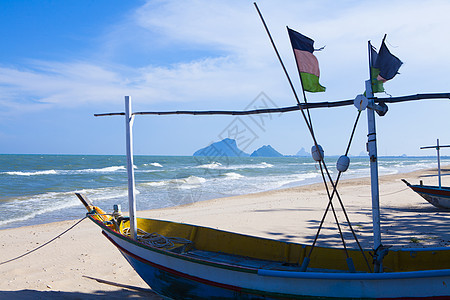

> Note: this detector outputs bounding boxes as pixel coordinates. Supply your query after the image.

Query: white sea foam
[258,162,273,168]
[143,162,163,168]
[80,166,127,173]
[230,162,274,170]
[0,192,80,226]
[142,181,168,187]
[195,162,274,171]
[3,166,127,176]
[223,172,244,180]
[195,162,222,169]
[178,176,206,185]
[228,162,274,170]
[0,185,135,228]
[275,172,321,188]
[5,170,58,176]
[142,176,206,189]
[169,176,207,190]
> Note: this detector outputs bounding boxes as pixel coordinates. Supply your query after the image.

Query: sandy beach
[0,167,449,299]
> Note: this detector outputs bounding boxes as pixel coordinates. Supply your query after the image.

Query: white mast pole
[125,96,138,240]
[365,79,382,256]
[437,138,442,188]
[366,41,383,273]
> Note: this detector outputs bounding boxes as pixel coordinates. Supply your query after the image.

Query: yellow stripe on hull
[119,217,450,273]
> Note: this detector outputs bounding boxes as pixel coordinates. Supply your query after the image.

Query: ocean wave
[0,186,132,228]
[5,170,58,176]
[274,172,322,189]
[3,155,445,230]
[0,192,80,227]
[142,181,168,187]
[78,166,127,173]
[143,162,163,168]
[223,172,244,180]
[174,176,206,185]
[141,176,207,189]
[223,162,274,170]
[170,176,207,190]
[194,161,273,170]
[3,165,130,176]
[252,162,273,168]
[195,162,222,169]
[75,187,132,201]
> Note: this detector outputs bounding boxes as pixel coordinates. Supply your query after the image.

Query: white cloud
[1,0,449,117]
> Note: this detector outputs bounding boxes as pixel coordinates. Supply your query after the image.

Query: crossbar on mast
[94,93,450,118]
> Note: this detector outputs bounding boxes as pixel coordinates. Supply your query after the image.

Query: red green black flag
[287,28,326,93]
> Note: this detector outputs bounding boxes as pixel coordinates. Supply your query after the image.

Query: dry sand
[0,167,449,299]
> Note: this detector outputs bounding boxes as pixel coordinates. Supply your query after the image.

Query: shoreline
[1,155,448,232]
[0,166,449,298]
[139,166,450,249]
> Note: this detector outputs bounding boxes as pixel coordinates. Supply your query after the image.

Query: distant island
[193,138,250,157]
[296,147,310,157]
[250,145,283,157]
[193,139,309,158]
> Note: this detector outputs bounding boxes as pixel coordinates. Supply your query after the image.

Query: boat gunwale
[258,268,450,280]
[101,230,321,299]
[410,184,450,194]
[88,214,258,274]
[88,214,450,279]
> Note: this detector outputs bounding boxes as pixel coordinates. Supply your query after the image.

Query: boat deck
[185,248,303,271]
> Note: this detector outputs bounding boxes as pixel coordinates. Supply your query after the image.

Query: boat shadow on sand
[419,168,450,178]
[261,206,450,249]
[0,289,164,299]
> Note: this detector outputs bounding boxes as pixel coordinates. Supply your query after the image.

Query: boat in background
[402,180,450,209]
[403,139,450,209]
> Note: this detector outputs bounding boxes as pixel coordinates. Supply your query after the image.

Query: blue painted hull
[106,230,293,299]
[121,250,259,299]
[86,213,450,300]
[405,182,450,209]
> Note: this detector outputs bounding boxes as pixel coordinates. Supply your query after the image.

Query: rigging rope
[357,187,409,197]
[122,227,192,249]
[304,111,372,272]
[254,4,379,272]
[254,3,371,271]
[0,216,87,266]
[317,162,351,260]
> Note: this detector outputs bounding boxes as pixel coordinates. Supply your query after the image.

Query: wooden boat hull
[89,215,450,299]
[403,180,450,209]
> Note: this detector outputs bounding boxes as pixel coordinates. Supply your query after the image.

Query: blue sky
[1,0,450,156]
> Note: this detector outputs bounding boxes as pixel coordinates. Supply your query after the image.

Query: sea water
[0,154,447,230]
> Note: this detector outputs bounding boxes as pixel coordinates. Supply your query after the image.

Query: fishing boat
[77,192,450,299]
[402,139,450,209]
[77,4,450,299]
[402,180,450,209]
